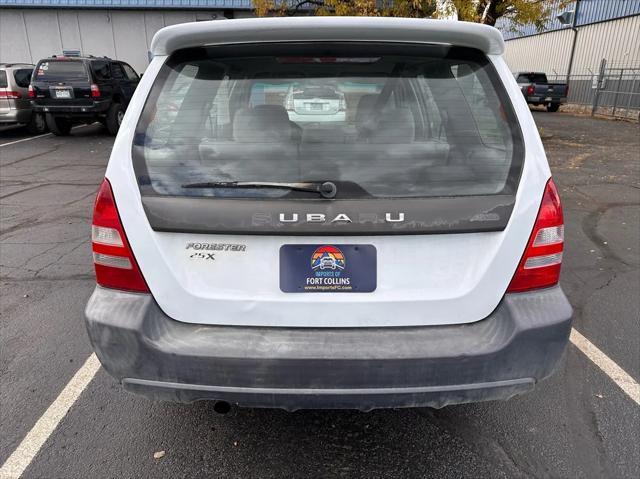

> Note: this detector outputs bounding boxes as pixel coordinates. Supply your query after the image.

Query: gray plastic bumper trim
[85,285,572,410]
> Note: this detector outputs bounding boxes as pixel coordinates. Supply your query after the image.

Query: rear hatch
[11,68,34,111]
[31,59,92,106]
[116,42,537,328]
[534,83,566,98]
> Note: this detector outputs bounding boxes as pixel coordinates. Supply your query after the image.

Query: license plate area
[280,244,376,293]
[52,88,72,99]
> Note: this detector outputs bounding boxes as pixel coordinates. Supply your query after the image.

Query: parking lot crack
[414,409,533,478]
[593,272,618,293]
[0,184,48,201]
[32,241,88,277]
[581,204,637,268]
[1,146,60,167]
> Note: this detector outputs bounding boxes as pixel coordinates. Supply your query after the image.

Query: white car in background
[285,84,347,123]
[85,17,572,413]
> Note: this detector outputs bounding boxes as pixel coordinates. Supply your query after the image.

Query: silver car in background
[0,63,47,133]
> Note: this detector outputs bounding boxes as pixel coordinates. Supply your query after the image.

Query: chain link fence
[548,60,640,121]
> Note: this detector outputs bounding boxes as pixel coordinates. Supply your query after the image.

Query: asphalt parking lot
[1,113,639,478]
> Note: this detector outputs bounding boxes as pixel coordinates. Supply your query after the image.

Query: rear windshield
[517,73,547,83]
[133,43,523,199]
[14,69,33,88]
[35,60,88,81]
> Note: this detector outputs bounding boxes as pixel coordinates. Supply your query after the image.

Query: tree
[442,0,572,28]
[252,0,438,18]
[252,0,570,31]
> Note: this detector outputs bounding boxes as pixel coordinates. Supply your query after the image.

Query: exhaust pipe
[212,400,236,415]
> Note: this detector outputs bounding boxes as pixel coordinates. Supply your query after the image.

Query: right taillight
[91,84,100,98]
[285,95,294,111]
[28,85,35,98]
[91,179,149,293]
[507,178,564,293]
[0,90,22,99]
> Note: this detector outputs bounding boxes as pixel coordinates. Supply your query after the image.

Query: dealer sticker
[279,244,376,293]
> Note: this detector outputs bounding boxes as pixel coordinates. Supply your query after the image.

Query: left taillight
[91,179,149,293]
[507,178,564,293]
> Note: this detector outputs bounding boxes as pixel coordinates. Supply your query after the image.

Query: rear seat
[301,126,349,144]
[369,107,415,144]
[299,106,449,189]
[199,102,450,190]
[233,105,297,143]
[199,105,300,181]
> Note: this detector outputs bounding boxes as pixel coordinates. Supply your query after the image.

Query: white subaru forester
[85,17,572,412]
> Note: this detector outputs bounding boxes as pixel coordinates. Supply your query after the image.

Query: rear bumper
[0,108,32,124]
[32,100,110,116]
[527,96,567,104]
[288,111,346,123]
[85,286,572,411]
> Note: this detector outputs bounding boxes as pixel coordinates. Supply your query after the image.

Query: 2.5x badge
[186,242,246,261]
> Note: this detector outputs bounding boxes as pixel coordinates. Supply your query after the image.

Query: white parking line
[0,124,94,148]
[0,133,52,148]
[0,354,100,479]
[1,328,638,478]
[570,328,640,406]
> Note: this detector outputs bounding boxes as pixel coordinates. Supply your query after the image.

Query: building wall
[498,0,640,40]
[0,0,254,8]
[503,14,640,75]
[0,8,254,73]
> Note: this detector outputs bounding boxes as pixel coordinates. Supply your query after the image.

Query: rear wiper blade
[181,181,337,199]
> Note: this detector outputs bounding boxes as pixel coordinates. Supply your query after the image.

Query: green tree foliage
[252,0,438,18]
[442,0,572,27]
[252,0,570,30]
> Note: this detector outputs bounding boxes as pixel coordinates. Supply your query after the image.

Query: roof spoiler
[151,17,505,57]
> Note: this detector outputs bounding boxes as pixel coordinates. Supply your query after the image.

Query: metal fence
[548,60,640,121]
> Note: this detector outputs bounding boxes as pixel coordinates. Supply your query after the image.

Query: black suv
[30,55,139,136]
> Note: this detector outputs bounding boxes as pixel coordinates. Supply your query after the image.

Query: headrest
[370,108,415,143]
[233,105,292,142]
[355,94,380,127]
